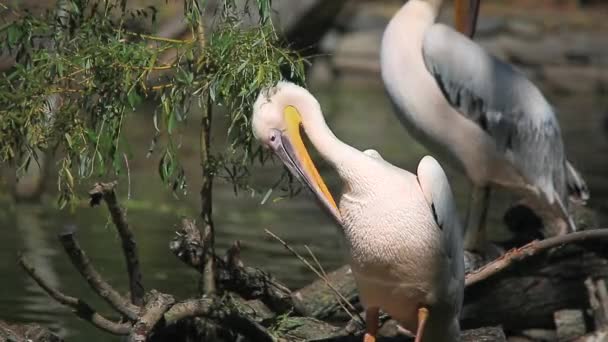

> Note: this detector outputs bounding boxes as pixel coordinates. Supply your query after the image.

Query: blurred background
[0,0,607,340]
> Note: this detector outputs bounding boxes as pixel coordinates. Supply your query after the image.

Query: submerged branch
[89,182,144,306]
[19,256,131,335]
[58,230,141,320]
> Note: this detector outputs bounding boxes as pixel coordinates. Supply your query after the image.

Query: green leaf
[127,90,142,109]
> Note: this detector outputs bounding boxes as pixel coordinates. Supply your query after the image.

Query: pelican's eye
[268,130,280,148]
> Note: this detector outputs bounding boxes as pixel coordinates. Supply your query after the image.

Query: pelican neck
[294,93,360,175]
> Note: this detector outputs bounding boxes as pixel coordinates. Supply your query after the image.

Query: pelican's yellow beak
[272,106,342,223]
[455,0,480,38]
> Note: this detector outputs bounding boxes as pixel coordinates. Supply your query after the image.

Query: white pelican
[380,0,589,252]
[252,81,464,342]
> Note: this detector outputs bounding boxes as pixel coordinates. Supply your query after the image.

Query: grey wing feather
[422,24,571,206]
[417,156,464,314]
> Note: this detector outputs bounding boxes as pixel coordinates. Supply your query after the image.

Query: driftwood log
[10,182,608,341]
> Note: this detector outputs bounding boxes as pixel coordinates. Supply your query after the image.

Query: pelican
[252,81,464,342]
[380,0,589,252]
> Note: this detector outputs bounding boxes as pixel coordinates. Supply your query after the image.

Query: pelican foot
[414,307,429,342]
[364,307,379,342]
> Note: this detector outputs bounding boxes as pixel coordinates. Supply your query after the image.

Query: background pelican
[380,0,590,252]
[252,81,464,342]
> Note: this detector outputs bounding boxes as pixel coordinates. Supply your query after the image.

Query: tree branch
[185,0,216,296]
[89,181,144,306]
[128,290,175,342]
[19,256,131,335]
[465,228,608,286]
[163,296,274,342]
[169,219,294,313]
[58,230,141,320]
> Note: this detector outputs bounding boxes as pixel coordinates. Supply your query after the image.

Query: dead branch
[170,219,294,314]
[58,230,141,320]
[465,228,608,286]
[89,181,144,306]
[169,218,204,272]
[19,256,131,335]
[129,291,175,342]
[462,243,608,330]
[163,296,274,342]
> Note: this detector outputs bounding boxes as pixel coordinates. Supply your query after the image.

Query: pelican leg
[463,185,491,252]
[363,307,379,342]
[414,307,429,342]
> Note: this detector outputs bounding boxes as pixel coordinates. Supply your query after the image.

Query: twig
[58,231,140,320]
[304,245,359,324]
[89,182,144,306]
[19,256,131,335]
[128,290,175,342]
[265,229,364,325]
[466,228,608,286]
[123,154,131,202]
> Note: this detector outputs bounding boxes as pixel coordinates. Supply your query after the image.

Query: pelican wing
[417,156,464,310]
[421,23,570,206]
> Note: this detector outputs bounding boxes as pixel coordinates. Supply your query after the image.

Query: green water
[1,78,607,341]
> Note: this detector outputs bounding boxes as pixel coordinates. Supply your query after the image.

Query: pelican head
[252,82,341,222]
[454,0,480,38]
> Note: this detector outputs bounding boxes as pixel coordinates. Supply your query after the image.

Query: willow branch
[19,256,131,335]
[466,228,608,286]
[89,182,144,306]
[58,231,140,320]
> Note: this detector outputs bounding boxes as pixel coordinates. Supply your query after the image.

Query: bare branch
[466,228,608,286]
[199,106,215,296]
[128,290,175,342]
[170,218,204,271]
[89,182,144,306]
[164,296,274,342]
[170,219,294,314]
[19,256,131,335]
[58,231,141,320]
[163,297,216,325]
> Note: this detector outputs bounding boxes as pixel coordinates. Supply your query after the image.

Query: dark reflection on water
[0,79,606,341]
